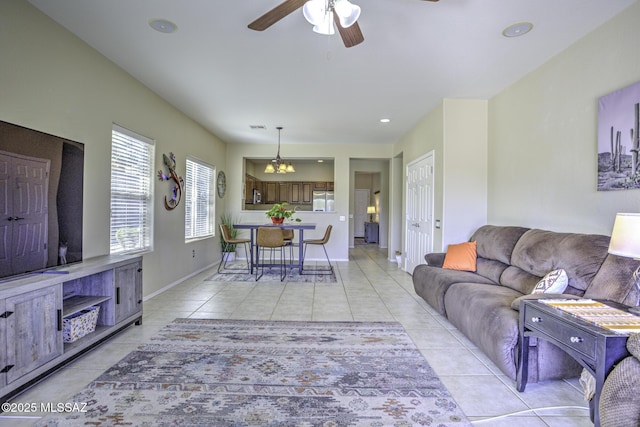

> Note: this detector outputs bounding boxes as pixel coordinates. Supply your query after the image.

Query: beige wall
[488,2,640,235]
[0,0,227,297]
[394,100,487,252]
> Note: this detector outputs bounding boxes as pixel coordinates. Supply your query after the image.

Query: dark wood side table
[517,299,631,427]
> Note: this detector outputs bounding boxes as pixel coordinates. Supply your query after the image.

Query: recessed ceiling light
[502,22,533,38]
[149,19,177,34]
[317,159,324,163]
[380,118,390,123]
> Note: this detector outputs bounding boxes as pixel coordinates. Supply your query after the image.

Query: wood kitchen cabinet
[278,183,291,203]
[264,182,278,204]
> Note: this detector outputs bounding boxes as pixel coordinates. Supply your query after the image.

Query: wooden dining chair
[302,225,333,275]
[256,227,287,281]
[217,224,251,274]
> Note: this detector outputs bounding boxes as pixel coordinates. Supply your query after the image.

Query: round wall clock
[217,171,226,198]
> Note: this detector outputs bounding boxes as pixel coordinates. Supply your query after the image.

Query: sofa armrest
[425,252,446,267]
[511,293,581,311]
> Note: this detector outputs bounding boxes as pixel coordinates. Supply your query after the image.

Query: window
[185,157,215,241]
[110,124,155,254]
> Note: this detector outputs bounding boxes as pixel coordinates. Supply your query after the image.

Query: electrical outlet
[192,249,195,258]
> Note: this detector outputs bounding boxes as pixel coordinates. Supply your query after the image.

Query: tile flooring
[1,245,592,426]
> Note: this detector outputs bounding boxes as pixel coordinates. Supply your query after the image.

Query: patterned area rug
[207,262,336,283]
[36,319,470,427]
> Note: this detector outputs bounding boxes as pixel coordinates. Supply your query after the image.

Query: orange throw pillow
[442,241,477,272]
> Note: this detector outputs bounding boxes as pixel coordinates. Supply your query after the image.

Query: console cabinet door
[114,261,142,323]
[4,285,63,384]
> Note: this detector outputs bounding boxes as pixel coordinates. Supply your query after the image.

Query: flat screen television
[0,120,84,281]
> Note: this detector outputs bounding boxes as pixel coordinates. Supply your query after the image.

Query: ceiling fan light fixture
[335,0,360,28]
[303,0,327,26]
[313,13,335,35]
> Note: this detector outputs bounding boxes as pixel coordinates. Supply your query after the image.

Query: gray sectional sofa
[412,225,640,383]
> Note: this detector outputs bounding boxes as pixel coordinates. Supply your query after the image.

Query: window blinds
[185,157,215,240]
[110,124,155,254]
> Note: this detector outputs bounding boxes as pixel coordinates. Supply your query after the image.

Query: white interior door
[405,152,434,273]
[354,189,370,238]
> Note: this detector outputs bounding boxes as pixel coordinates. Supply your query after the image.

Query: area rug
[207,262,336,284]
[36,319,470,427]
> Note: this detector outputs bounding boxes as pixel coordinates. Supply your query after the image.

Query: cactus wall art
[597,80,640,191]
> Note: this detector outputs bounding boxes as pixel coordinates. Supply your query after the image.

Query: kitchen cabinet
[264,182,278,204]
[278,183,291,203]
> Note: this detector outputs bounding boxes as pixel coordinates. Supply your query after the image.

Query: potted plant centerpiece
[265,202,301,224]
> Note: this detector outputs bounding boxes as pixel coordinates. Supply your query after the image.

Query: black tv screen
[0,120,84,281]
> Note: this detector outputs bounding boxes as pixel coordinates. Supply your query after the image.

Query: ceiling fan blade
[248,0,308,31]
[333,11,364,48]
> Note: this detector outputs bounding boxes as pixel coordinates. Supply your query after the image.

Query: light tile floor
[1,245,592,426]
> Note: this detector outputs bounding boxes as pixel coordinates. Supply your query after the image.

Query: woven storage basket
[63,306,100,343]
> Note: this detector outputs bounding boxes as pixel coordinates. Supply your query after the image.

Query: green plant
[265,202,301,222]
[219,212,239,252]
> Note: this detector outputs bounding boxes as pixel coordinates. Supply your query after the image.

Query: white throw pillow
[532,269,569,294]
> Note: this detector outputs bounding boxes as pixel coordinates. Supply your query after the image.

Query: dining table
[233,222,317,274]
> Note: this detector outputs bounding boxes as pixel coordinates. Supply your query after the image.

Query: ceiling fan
[248,0,440,48]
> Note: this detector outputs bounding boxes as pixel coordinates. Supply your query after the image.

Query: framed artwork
[597,80,640,191]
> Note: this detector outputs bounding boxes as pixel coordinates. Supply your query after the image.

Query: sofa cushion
[476,257,510,284]
[585,254,640,306]
[470,225,530,264]
[443,241,477,271]
[510,229,610,292]
[444,282,583,381]
[531,269,569,294]
[499,266,541,294]
[443,282,523,379]
[412,264,496,316]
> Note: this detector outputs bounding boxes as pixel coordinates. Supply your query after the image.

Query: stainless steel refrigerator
[313,191,334,212]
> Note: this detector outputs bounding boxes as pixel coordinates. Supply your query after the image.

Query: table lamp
[367,206,376,222]
[608,213,640,314]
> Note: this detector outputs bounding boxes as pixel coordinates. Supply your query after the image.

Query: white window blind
[110,124,155,254]
[185,157,215,241]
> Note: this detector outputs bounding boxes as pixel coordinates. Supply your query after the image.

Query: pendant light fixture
[265,127,295,174]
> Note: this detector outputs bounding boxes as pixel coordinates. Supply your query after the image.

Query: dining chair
[217,224,251,274]
[282,228,295,264]
[302,225,333,275]
[256,227,287,281]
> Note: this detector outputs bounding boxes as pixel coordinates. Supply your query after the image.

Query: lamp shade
[608,213,640,259]
[367,206,376,214]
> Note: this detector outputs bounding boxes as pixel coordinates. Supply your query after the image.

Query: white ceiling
[28,0,636,146]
